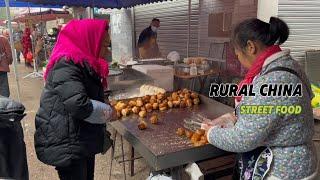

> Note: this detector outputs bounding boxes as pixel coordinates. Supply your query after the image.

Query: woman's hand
[104,106,117,122]
[201,112,237,129]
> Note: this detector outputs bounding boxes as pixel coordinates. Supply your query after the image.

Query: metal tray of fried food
[109,94,233,171]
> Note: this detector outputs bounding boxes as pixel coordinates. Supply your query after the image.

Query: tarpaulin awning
[14,8,71,22]
[16,0,171,9]
[0,0,61,7]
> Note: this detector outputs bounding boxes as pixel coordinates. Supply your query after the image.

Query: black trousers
[0,123,29,180]
[56,156,95,180]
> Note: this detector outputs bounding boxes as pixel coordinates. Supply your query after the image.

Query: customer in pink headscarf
[35,19,115,180]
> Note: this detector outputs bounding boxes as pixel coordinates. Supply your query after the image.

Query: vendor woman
[202,17,318,179]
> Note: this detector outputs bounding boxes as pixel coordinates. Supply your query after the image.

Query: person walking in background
[14,30,23,63]
[34,35,45,70]
[22,28,32,68]
[0,34,13,97]
[35,19,115,180]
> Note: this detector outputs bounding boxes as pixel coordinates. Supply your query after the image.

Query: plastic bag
[26,51,33,62]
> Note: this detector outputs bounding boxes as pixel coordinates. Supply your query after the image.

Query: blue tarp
[0,0,61,7]
[15,0,169,8]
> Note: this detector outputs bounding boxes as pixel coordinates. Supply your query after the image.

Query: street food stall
[105,64,235,178]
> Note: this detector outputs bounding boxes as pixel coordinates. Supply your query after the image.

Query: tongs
[183,113,210,131]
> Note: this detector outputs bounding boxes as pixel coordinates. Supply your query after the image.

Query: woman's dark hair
[231,17,289,50]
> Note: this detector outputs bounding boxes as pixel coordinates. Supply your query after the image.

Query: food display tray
[109,95,233,171]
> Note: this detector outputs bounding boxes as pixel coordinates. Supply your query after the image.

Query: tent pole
[187,0,191,57]
[4,0,22,103]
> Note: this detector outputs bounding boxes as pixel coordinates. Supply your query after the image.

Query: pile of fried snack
[111,89,200,130]
[176,128,209,147]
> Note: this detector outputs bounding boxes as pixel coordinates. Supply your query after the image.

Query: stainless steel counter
[109,95,234,171]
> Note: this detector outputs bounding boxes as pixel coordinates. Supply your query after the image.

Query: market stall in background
[1,0,320,179]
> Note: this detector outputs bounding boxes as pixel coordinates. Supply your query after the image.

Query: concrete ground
[6,63,320,180]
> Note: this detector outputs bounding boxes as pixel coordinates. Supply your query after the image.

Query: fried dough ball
[196,129,206,136]
[159,102,167,108]
[191,92,199,99]
[200,136,208,144]
[128,100,137,107]
[185,130,194,139]
[173,100,180,108]
[145,103,153,112]
[110,100,117,107]
[140,107,146,111]
[176,128,185,136]
[121,108,130,117]
[184,93,191,99]
[150,95,157,100]
[186,99,193,107]
[142,95,151,103]
[182,88,189,94]
[171,92,179,101]
[157,93,165,100]
[152,103,159,110]
[193,98,200,105]
[150,115,158,124]
[150,98,157,104]
[159,106,167,111]
[180,101,186,108]
[167,101,173,108]
[132,106,140,114]
[136,98,144,107]
[138,121,147,130]
[115,101,126,111]
[191,133,201,142]
[167,97,173,101]
[193,141,206,147]
[139,110,147,118]
[162,99,168,104]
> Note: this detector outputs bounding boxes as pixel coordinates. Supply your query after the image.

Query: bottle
[190,63,197,76]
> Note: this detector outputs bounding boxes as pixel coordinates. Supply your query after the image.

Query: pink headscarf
[44,19,109,88]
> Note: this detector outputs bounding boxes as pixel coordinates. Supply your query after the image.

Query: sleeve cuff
[84,100,110,124]
[207,126,218,145]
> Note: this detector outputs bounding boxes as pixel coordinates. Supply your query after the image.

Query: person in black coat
[0,96,28,180]
[35,19,114,180]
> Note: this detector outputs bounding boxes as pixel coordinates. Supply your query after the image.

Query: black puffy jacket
[35,59,107,167]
